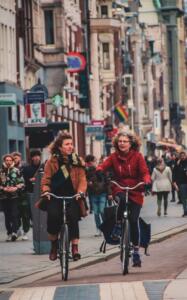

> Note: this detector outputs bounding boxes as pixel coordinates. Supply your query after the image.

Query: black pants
[116,192,142,246]
[47,198,80,240]
[2,197,19,235]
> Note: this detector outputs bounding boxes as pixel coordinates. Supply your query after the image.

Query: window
[44,10,54,45]
[102,43,110,70]
[101,5,108,17]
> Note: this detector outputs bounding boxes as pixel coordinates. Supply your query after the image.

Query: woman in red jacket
[97,131,151,267]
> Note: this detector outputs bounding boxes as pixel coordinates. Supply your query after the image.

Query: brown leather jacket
[41,155,87,195]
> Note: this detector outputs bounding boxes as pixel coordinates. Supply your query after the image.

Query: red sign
[91,120,105,126]
[67,52,86,73]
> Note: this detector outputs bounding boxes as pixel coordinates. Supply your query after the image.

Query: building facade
[0,0,25,160]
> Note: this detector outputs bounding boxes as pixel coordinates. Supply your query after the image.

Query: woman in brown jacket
[41,131,87,261]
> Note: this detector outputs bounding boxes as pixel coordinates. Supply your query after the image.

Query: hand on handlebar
[76,192,85,201]
[144,182,151,195]
[41,191,51,201]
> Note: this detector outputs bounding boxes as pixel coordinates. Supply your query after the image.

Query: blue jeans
[178,184,187,214]
[90,193,107,229]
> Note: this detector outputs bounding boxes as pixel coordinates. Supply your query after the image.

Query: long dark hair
[48,131,73,155]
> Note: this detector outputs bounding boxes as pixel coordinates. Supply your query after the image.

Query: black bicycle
[110,180,144,275]
[46,192,84,281]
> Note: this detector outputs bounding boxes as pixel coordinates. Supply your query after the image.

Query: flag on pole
[114,103,129,123]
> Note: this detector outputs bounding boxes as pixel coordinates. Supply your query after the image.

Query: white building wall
[0,0,17,83]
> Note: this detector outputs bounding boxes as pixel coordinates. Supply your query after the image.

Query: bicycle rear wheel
[59,224,69,281]
[121,219,130,275]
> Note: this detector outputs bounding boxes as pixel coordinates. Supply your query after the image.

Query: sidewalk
[0,194,187,298]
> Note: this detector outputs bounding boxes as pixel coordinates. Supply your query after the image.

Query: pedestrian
[41,131,87,261]
[166,153,178,202]
[173,151,187,217]
[97,131,151,267]
[12,152,30,240]
[22,149,43,224]
[0,154,24,241]
[151,158,172,216]
[85,154,109,236]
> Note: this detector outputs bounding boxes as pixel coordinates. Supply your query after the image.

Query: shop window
[44,10,55,45]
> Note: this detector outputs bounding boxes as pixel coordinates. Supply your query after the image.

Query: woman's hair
[113,131,141,151]
[48,131,73,154]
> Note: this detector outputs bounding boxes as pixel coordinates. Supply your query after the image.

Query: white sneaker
[6,234,12,242]
[94,229,102,237]
[22,233,29,241]
[17,228,23,240]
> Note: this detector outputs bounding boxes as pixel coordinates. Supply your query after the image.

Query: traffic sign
[0,93,16,106]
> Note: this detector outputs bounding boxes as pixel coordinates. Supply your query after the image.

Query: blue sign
[25,92,45,104]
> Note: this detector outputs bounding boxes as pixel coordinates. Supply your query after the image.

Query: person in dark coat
[22,150,43,223]
[173,151,187,216]
[97,131,151,267]
[85,154,109,236]
[12,152,30,240]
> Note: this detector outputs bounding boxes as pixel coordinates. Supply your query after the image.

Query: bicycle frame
[45,192,84,281]
[110,180,144,274]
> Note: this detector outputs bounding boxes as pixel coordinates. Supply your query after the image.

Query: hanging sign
[67,52,86,73]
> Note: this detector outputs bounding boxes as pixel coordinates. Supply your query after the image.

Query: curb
[1,223,187,290]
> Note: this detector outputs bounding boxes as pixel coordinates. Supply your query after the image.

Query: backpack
[99,205,151,255]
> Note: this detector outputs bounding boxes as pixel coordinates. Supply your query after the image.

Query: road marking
[100,282,149,300]
[9,287,56,300]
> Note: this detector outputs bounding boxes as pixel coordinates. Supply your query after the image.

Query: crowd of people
[0,150,43,242]
[0,130,187,268]
[146,150,187,217]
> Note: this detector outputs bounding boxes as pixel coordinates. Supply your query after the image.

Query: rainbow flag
[114,104,129,123]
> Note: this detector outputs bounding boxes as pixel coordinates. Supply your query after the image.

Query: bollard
[31,172,50,254]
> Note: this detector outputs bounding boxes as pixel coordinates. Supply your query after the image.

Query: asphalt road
[25,231,187,287]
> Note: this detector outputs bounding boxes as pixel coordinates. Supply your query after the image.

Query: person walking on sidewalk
[0,154,24,241]
[166,153,178,203]
[41,131,87,261]
[85,154,108,236]
[12,152,30,240]
[151,158,172,217]
[22,150,43,224]
[173,151,187,217]
[96,131,151,267]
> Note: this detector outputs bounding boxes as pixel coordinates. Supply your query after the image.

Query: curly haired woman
[41,131,87,261]
[97,131,151,267]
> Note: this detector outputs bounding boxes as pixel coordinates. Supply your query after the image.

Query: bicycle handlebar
[44,192,85,200]
[110,180,145,191]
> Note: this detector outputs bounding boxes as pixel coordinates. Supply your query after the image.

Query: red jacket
[97,150,151,205]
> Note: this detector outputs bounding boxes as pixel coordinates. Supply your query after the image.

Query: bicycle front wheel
[59,224,69,281]
[121,219,130,275]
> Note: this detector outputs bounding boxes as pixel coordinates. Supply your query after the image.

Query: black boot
[72,244,81,261]
[49,240,58,261]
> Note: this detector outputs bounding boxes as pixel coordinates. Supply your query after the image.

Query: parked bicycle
[110,180,145,275]
[45,192,85,281]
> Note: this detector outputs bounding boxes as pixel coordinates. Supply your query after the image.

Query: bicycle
[110,180,144,275]
[45,192,84,281]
